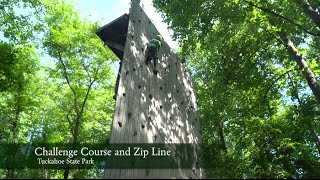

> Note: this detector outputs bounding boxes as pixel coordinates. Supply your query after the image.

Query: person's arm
[157,40,162,51]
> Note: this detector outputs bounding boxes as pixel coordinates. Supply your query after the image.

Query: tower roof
[96,13,129,60]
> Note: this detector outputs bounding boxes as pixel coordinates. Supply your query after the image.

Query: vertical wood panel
[104,0,203,178]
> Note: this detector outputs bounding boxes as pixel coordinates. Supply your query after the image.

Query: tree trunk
[243,0,320,103]
[63,168,70,179]
[13,82,22,144]
[280,33,320,103]
[217,120,227,153]
[7,170,15,179]
[311,127,320,154]
[7,82,23,179]
[294,0,320,29]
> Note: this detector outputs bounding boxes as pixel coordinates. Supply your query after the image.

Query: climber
[180,56,186,63]
[145,35,163,71]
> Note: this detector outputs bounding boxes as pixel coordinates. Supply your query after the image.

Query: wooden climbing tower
[96,0,204,178]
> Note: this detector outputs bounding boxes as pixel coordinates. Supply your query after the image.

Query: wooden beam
[104,40,124,51]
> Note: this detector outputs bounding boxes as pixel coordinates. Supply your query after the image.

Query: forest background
[0,0,319,178]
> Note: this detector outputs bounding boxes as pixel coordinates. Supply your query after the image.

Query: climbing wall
[103,0,203,178]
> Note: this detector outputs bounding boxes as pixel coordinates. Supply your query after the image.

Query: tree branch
[263,69,296,104]
[57,51,79,113]
[279,33,320,103]
[288,73,320,154]
[287,71,302,105]
[72,78,96,143]
[294,0,320,29]
[257,23,286,46]
[79,78,96,117]
[243,0,320,36]
[66,109,73,127]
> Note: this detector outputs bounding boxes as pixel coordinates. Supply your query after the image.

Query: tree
[40,0,116,178]
[154,0,320,178]
[0,42,40,178]
[0,0,44,43]
[1,0,117,178]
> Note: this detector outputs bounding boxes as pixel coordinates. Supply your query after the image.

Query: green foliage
[1,0,319,178]
[154,0,320,178]
[0,0,43,43]
[40,0,115,144]
[0,42,16,92]
[0,0,116,178]
[0,42,39,144]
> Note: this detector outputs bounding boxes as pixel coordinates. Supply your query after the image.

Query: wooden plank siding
[103,0,204,178]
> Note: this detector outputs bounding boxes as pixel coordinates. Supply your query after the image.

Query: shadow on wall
[115,29,200,144]
[104,1,203,179]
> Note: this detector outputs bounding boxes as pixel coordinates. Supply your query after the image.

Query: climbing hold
[181,101,184,105]
[177,90,179,93]
[188,90,192,96]
[149,94,152,100]
[128,113,132,119]
[138,85,141,89]
[141,48,144,52]
[169,97,172,101]
[175,62,177,66]
[134,131,137,136]
[118,121,122,127]
[123,93,126,97]
[139,19,141,23]
[153,69,159,75]
[126,70,129,75]
[133,68,136,72]
[160,86,162,90]
[160,105,163,109]
[154,135,158,140]
[188,110,190,114]
[141,124,145,129]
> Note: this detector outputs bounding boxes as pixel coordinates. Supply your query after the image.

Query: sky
[74,0,179,50]
[0,0,178,70]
